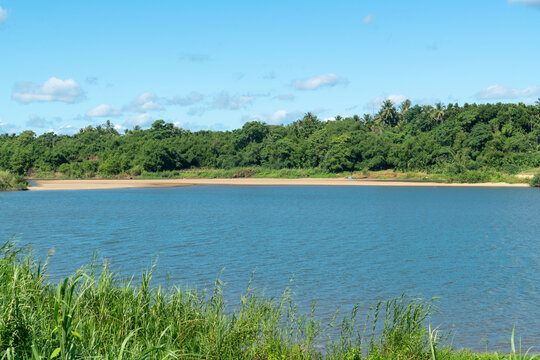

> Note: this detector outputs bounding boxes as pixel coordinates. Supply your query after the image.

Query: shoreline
[28,178,531,190]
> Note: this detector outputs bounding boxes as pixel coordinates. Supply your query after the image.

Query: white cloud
[244,110,302,125]
[366,94,409,110]
[294,73,348,91]
[124,113,153,128]
[124,92,164,112]
[476,85,540,99]
[50,124,78,135]
[173,121,228,131]
[0,6,8,24]
[508,0,540,8]
[0,119,18,133]
[522,97,538,105]
[12,77,84,104]
[168,92,204,106]
[363,14,375,24]
[86,104,121,118]
[212,91,254,110]
[415,97,438,106]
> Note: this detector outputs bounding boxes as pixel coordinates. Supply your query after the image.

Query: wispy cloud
[274,94,295,101]
[0,6,8,24]
[243,110,302,125]
[475,84,540,99]
[51,124,78,135]
[362,14,376,24]
[85,76,99,85]
[168,92,204,106]
[426,42,438,51]
[263,71,276,80]
[180,91,260,116]
[86,104,121,118]
[12,77,84,104]
[124,113,154,128]
[187,107,206,116]
[234,72,245,80]
[173,121,228,131]
[366,94,409,110]
[26,114,54,128]
[179,52,211,63]
[0,119,18,134]
[294,73,348,91]
[124,92,164,112]
[212,91,255,110]
[508,0,540,8]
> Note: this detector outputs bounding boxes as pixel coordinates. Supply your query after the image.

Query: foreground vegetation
[0,242,537,359]
[1,101,539,183]
[0,171,27,191]
[531,174,540,187]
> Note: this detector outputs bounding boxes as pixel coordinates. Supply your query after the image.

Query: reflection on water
[1,185,539,350]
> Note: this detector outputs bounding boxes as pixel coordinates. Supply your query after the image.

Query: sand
[28,178,531,190]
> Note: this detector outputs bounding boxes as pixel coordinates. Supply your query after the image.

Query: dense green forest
[1,101,539,180]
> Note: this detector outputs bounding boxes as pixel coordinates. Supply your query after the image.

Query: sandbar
[28,178,530,191]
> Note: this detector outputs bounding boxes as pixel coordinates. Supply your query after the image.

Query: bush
[232,167,257,178]
[56,161,98,178]
[0,171,28,191]
[448,170,506,183]
[128,165,143,177]
[530,174,540,187]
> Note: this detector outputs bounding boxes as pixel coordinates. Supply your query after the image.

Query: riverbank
[28,178,532,190]
[0,241,534,359]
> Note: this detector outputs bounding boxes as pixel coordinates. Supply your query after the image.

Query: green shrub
[233,167,257,178]
[530,174,540,187]
[56,161,98,178]
[129,165,143,176]
[0,171,28,191]
[447,170,507,183]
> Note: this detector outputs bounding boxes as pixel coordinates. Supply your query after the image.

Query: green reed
[0,241,536,360]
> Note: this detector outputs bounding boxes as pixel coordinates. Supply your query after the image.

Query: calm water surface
[1,185,539,350]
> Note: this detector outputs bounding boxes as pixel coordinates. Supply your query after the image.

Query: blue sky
[0,0,539,134]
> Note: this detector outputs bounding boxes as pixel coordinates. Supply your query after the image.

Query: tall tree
[378,100,399,127]
[432,103,447,124]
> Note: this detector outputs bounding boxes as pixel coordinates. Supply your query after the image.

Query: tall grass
[0,171,28,191]
[0,241,536,359]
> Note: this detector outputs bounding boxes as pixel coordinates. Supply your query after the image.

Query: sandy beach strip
[28,178,531,190]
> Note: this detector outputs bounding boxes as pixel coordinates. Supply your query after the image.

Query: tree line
[1,100,539,178]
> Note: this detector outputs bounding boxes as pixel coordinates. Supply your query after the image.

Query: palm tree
[400,99,411,115]
[378,100,398,127]
[362,113,373,122]
[432,103,447,124]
